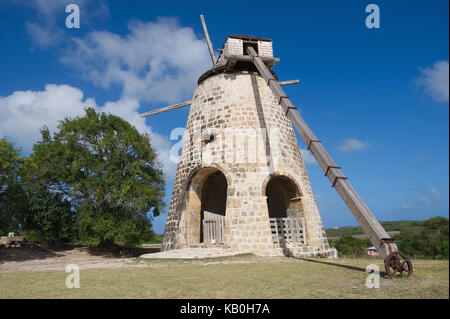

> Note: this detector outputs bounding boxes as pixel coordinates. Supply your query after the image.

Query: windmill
[141,15,413,276]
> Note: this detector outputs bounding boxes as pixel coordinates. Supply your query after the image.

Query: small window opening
[202,134,216,145]
[243,41,258,56]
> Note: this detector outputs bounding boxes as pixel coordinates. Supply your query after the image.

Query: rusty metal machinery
[385,251,414,276]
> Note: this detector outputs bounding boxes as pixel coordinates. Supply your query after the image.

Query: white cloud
[0,84,92,151]
[300,148,317,165]
[418,187,444,206]
[11,0,108,48]
[417,60,449,103]
[337,138,370,153]
[0,85,177,180]
[61,18,211,104]
[400,186,448,210]
[25,21,64,48]
[10,0,72,15]
[14,0,80,48]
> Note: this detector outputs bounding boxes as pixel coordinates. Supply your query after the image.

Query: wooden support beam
[225,59,237,72]
[200,15,216,66]
[224,53,279,66]
[140,100,192,117]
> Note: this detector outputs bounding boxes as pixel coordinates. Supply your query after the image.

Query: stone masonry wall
[162,71,333,257]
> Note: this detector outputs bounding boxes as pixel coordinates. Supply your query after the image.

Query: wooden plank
[278,219,285,243]
[202,220,207,243]
[270,218,279,246]
[210,221,216,244]
[289,219,293,242]
[140,100,192,117]
[295,218,301,243]
[225,59,237,72]
[200,15,216,66]
[268,217,308,245]
[203,211,225,244]
[224,53,280,66]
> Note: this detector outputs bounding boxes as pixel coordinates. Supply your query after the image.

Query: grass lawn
[0,257,448,299]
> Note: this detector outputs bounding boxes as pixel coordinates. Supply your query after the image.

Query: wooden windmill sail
[141,15,413,276]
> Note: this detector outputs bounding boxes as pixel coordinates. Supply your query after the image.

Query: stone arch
[261,173,303,197]
[262,174,304,218]
[184,163,232,195]
[178,166,228,245]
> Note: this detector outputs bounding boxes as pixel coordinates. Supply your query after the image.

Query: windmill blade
[200,15,216,66]
[140,100,192,117]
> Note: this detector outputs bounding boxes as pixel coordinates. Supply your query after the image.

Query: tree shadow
[0,245,64,264]
[86,245,161,258]
[295,257,389,278]
[0,244,161,265]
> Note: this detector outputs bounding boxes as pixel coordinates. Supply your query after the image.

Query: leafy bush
[28,108,165,246]
[328,217,449,259]
[396,217,449,259]
[330,235,371,258]
[24,186,74,244]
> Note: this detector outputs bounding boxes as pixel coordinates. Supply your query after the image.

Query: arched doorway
[179,167,228,246]
[200,171,227,243]
[265,175,306,246]
[266,175,303,218]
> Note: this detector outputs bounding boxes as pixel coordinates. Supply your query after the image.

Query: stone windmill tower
[141,15,413,275]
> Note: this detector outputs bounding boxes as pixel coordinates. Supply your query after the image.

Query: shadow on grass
[296,257,389,278]
[86,245,161,258]
[0,245,64,264]
[0,244,161,264]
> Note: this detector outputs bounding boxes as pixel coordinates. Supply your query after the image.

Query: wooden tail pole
[246,46,398,258]
[140,100,192,117]
[200,15,216,66]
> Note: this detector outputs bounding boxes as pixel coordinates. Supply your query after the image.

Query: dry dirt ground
[0,246,142,272]
[0,246,276,272]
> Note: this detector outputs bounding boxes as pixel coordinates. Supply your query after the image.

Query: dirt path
[0,246,144,272]
[0,246,295,272]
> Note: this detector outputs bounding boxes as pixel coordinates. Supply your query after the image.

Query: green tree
[396,230,420,257]
[23,186,74,246]
[396,217,449,259]
[332,235,371,257]
[440,240,449,259]
[29,108,165,246]
[0,137,23,234]
[0,137,22,190]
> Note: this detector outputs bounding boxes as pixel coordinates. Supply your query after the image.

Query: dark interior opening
[266,176,300,218]
[200,171,228,242]
[243,41,258,56]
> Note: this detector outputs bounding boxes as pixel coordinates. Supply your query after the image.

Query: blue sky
[0,0,448,234]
